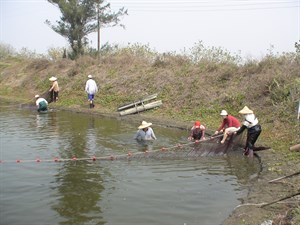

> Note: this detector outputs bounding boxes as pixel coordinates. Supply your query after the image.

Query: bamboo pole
[119,100,162,116]
[290,144,300,152]
[117,93,158,111]
[268,171,300,183]
[298,100,300,119]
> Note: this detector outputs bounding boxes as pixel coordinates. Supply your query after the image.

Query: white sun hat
[35,95,40,98]
[220,110,228,116]
[88,74,93,78]
[138,121,152,129]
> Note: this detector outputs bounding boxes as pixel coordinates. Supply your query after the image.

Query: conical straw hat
[239,106,253,114]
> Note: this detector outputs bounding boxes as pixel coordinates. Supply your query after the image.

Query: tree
[46,0,127,58]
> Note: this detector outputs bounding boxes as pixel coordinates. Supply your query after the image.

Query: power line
[111,6,299,13]
[109,0,299,12]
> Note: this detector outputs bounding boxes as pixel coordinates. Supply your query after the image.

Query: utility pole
[97,0,100,53]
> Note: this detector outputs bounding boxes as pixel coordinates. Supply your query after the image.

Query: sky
[0,0,299,59]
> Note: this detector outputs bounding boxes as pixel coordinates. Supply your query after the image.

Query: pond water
[0,104,261,225]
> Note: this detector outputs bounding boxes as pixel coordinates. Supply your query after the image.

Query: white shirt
[134,127,157,141]
[35,98,48,107]
[85,79,98,95]
[243,114,258,128]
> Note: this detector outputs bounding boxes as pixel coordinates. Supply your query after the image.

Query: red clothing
[217,115,240,131]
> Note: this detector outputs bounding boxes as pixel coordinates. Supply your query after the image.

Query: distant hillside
[0,44,299,150]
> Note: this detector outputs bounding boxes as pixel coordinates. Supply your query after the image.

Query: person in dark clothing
[235,106,262,157]
[188,120,206,141]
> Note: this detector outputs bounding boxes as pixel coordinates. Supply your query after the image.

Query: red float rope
[0,134,223,164]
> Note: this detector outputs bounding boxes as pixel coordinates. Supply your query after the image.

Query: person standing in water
[188,120,206,141]
[134,121,157,141]
[235,106,262,157]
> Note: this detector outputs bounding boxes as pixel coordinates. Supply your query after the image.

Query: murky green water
[0,104,260,225]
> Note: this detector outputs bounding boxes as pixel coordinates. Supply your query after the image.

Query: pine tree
[46,0,127,58]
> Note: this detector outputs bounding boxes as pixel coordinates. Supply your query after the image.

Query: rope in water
[0,134,224,164]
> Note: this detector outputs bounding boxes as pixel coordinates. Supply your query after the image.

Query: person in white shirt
[85,74,98,108]
[235,106,262,157]
[134,121,157,141]
[35,95,48,112]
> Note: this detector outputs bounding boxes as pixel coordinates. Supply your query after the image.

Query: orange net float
[72,156,77,161]
[177,143,183,148]
[54,157,59,162]
[36,158,41,163]
[16,159,21,163]
[92,156,96,161]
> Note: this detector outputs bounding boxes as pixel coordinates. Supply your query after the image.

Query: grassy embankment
[0,44,299,150]
[0,43,300,224]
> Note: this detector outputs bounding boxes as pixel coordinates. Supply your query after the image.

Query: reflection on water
[52,162,105,225]
[0,104,261,225]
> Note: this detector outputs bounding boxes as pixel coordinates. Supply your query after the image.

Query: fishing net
[98,134,245,161]
[0,133,246,164]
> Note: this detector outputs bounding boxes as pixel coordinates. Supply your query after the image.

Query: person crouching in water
[85,74,98,108]
[35,95,48,112]
[235,106,262,157]
[188,120,206,141]
[214,110,240,144]
[134,121,157,141]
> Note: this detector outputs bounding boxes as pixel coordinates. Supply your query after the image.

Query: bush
[0,42,16,59]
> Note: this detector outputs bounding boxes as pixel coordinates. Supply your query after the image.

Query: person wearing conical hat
[49,76,59,102]
[134,121,157,141]
[214,110,240,144]
[35,94,48,112]
[235,106,262,157]
[188,120,206,141]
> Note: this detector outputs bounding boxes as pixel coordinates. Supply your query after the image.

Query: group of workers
[34,76,261,157]
[135,106,262,157]
[35,74,99,112]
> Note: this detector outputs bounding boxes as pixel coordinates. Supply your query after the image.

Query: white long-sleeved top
[243,113,258,128]
[134,127,157,141]
[35,98,48,107]
[85,79,98,95]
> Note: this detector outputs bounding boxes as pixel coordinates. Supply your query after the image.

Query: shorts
[88,94,95,101]
[225,127,240,134]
